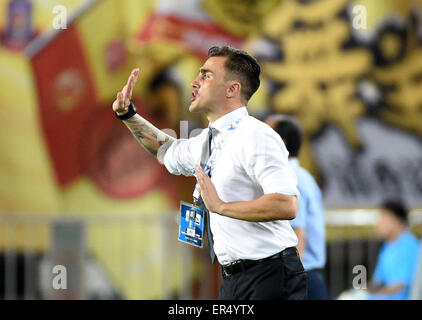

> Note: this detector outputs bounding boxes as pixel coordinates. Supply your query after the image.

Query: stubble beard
[189,98,203,113]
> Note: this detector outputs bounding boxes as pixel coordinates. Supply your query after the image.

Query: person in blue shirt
[267,115,328,300]
[367,200,421,300]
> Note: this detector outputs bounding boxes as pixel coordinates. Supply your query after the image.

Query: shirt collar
[209,106,248,132]
[289,157,299,167]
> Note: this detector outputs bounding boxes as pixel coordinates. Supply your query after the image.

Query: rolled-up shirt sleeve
[163,129,205,177]
[289,187,307,228]
[242,126,300,198]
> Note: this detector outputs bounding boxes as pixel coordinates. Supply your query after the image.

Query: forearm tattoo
[123,115,175,159]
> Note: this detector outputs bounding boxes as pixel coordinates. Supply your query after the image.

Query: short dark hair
[208,45,261,102]
[380,199,408,224]
[272,116,303,157]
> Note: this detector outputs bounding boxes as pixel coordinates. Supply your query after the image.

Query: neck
[206,103,244,123]
[388,226,404,242]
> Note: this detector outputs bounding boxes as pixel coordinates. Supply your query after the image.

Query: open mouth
[191,90,198,101]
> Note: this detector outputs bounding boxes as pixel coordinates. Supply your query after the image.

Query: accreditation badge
[178,201,204,248]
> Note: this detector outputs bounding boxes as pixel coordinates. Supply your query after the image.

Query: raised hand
[112,67,175,160]
[112,68,140,116]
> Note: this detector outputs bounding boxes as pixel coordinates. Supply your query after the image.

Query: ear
[226,81,241,99]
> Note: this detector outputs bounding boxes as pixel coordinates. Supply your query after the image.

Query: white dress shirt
[164,106,299,265]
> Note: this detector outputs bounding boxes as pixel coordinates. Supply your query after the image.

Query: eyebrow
[199,68,213,74]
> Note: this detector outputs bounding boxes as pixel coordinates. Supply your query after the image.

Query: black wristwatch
[115,101,137,120]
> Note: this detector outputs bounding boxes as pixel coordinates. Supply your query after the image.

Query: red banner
[31,25,98,187]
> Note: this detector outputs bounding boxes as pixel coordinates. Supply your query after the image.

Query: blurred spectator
[267,115,328,300]
[409,242,422,299]
[366,200,421,300]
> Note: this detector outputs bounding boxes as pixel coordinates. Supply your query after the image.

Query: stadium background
[0,0,421,299]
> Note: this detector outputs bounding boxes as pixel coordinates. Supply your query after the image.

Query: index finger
[196,166,210,182]
[194,164,205,175]
[123,68,140,100]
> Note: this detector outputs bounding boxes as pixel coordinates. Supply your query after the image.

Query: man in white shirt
[112,45,307,299]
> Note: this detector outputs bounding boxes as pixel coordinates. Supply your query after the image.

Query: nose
[191,75,200,89]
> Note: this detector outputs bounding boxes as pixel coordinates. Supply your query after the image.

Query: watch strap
[115,101,137,120]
